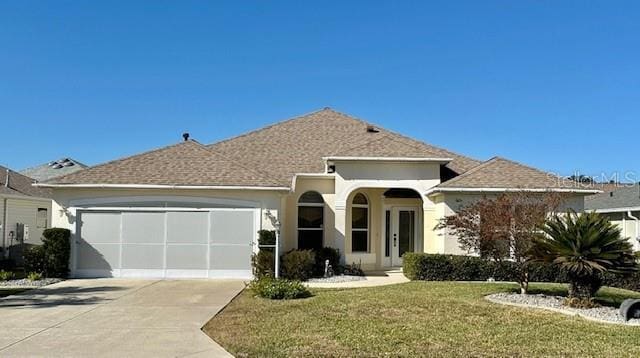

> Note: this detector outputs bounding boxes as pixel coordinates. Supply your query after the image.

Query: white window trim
[297,192,325,248]
[351,195,370,253]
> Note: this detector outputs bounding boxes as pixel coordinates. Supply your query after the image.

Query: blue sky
[1,1,638,182]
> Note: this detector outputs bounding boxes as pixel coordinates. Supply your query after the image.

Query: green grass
[203,282,640,357]
[0,288,28,298]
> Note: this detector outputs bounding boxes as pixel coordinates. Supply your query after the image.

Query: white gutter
[33,183,291,191]
[592,206,640,214]
[426,187,602,196]
[322,156,453,163]
[0,193,52,202]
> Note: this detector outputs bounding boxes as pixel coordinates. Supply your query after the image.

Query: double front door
[382,207,420,267]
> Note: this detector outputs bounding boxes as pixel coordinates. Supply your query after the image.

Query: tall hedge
[403,253,640,292]
[41,228,71,278]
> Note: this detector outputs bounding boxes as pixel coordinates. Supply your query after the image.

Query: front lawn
[204,282,640,357]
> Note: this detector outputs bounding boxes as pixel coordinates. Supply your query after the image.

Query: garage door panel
[121,212,165,244]
[80,212,121,243]
[76,243,120,270]
[75,208,256,279]
[210,211,254,245]
[121,244,164,269]
[210,245,252,270]
[166,245,207,269]
[167,212,208,244]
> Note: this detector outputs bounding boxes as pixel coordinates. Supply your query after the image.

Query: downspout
[628,211,640,251]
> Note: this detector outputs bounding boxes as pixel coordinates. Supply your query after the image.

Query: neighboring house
[585,183,640,250]
[36,108,599,279]
[0,166,53,261]
[20,157,88,182]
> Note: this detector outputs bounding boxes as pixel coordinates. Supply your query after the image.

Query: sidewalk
[305,269,409,288]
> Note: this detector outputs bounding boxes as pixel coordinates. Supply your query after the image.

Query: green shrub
[281,250,315,281]
[41,228,71,278]
[403,253,640,292]
[0,270,15,281]
[313,247,341,277]
[339,263,365,276]
[257,230,276,246]
[252,250,275,278]
[249,277,311,300]
[23,245,46,275]
[531,212,637,300]
[26,272,42,281]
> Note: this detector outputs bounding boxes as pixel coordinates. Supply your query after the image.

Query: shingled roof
[0,166,52,198]
[47,140,284,187]
[207,108,480,186]
[433,157,597,192]
[585,183,640,211]
[20,158,88,182]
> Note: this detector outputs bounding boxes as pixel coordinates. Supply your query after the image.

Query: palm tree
[530,211,637,301]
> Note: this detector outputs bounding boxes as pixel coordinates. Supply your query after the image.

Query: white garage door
[73,209,257,279]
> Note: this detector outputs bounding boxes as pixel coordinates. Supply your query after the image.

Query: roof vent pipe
[366,125,379,133]
[4,168,8,188]
[182,132,190,141]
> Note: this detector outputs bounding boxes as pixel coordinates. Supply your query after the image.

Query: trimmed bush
[0,258,15,270]
[403,253,640,292]
[23,245,46,275]
[252,250,275,278]
[41,228,71,278]
[0,270,15,281]
[252,230,277,278]
[257,230,276,246]
[249,277,311,300]
[313,247,340,277]
[281,250,315,281]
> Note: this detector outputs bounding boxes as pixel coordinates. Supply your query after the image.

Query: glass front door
[389,207,418,266]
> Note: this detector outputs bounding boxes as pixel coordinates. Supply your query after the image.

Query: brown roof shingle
[208,108,480,186]
[435,157,592,190]
[48,140,283,187]
[0,166,52,198]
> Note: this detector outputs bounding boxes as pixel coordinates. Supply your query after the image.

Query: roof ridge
[209,107,346,147]
[44,141,197,184]
[20,157,88,173]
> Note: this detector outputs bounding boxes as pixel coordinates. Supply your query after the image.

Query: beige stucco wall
[603,211,640,251]
[50,188,283,234]
[430,192,589,255]
[283,177,336,251]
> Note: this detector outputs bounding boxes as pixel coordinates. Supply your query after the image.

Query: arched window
[297,191,324,250]
[351,193,369,252]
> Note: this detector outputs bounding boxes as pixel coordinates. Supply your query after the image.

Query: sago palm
[531,211,637,300]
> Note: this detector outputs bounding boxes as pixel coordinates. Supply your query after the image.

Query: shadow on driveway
[0,285,128,308]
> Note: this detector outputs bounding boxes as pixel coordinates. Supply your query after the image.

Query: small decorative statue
[324,259,334,278]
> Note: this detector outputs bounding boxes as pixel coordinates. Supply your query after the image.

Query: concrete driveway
[0,279,246,357]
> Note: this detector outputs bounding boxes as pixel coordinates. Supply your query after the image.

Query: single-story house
[1,166,53,261]
[20,157,88,182]
[585,183,640,250]
[36,108,599,279]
